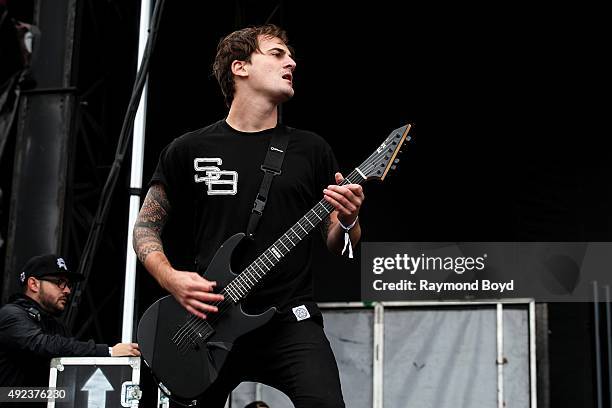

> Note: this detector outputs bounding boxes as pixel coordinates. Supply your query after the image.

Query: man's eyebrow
[267,47,292,57]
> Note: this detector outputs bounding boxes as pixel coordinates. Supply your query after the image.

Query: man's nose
[285,55,296,71]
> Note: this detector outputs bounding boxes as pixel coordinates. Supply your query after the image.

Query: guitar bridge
[171,321,215,354]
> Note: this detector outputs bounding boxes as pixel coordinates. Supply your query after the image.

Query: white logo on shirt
[194,158,238,196]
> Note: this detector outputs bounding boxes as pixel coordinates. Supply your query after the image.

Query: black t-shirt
[151,119,338,319]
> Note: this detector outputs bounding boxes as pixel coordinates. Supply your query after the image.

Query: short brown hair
[212,24,292,107]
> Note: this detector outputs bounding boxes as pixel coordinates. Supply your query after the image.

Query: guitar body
[137,233,276,404]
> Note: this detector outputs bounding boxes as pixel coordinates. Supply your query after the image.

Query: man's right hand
[163,268,224,319]
[111,343,140,357]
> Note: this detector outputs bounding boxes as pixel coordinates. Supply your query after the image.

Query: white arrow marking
[81,368,114,408]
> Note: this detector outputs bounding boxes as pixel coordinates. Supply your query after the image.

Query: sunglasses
[38,277,74,290]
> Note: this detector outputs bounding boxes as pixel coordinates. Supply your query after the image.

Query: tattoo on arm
[133,184,171,264]
[319,216,332,241]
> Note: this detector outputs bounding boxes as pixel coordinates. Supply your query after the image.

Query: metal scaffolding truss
[60,0,140,336]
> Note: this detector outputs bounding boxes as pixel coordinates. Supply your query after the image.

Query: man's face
[242,35,296,103]
[37,276,72,315]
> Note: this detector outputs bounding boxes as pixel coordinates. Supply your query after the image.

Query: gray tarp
[231,305,530,408]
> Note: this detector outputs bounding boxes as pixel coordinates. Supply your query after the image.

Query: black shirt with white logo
[151,120,338,319]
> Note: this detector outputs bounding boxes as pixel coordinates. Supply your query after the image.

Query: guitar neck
[223,169,366,302]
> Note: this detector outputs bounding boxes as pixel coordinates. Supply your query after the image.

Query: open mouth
[282,73,292,83]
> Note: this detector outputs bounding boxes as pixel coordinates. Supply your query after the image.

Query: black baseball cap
[19,254,84,285]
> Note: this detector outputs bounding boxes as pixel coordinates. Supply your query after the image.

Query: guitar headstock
[357,124,412,181]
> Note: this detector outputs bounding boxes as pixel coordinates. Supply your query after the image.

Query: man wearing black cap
[0,254,140,387]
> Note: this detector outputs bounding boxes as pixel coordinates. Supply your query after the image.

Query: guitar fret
[250,266,262,279]
[298,222,308,234]
[251,272,259,285]
[273,244,285,256]
[237,274,248,288]
[305,217,315,227]
[263,252,274,266]
[315,202,328,218]
[249,272,258,286]
[225,286,238,302]
[233,282,245,296]
[237,278,248,293]
[243,272,255,286]
[271,247,282,260]
[253,262,265,275]
[256,259,269,272]
[285,233,295,246]
[279,239,290,251]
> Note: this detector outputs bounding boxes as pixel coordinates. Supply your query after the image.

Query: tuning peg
[391,165,397,170]
[394,159,400,164]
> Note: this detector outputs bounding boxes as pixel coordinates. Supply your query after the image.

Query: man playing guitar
[133,24,363,407]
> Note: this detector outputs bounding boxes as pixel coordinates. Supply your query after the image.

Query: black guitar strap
[246,126,289,239]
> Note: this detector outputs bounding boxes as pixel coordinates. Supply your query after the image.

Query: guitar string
[171,131,407,349]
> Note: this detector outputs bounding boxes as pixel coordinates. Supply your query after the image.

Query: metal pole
[496,303,504,408]
[121,0,152,343]
[605,285,612,408]
[255,382,263,401]
[594,281,603,408]
[529,301,538,408]
[373,302,384,408]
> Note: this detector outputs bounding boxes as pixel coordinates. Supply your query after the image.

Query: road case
[48,357,141,408]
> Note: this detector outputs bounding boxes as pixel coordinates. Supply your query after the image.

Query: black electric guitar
[137,124,412,405]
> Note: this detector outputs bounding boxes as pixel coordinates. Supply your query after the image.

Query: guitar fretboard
[223,170,365,302]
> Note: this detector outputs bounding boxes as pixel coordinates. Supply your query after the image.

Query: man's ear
[231,59,249,78]
[26,277,40,294]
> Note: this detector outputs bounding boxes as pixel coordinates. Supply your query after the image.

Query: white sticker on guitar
[292,305,311,322]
